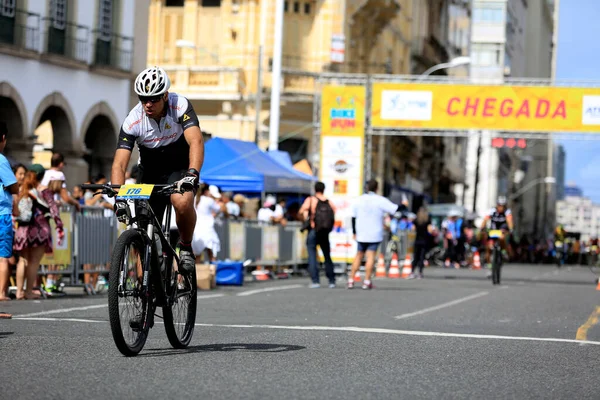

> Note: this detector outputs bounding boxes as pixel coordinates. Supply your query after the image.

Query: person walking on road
[299,181,336,288]
[409,207,433,279]
[349,179,398,290]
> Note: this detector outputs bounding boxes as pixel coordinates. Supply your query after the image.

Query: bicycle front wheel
[162,250,197,348]
[108,229,152,356]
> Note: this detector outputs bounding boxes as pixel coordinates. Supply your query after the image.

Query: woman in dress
[192,184,225,263]
[13,164,64,300]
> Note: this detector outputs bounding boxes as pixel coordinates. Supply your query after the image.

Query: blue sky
[556,0,600,201]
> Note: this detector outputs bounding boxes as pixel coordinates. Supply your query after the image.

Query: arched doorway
[0,82,28,165]
[80,102,120,180]
[31,92,83,186]
[84,115,117,179]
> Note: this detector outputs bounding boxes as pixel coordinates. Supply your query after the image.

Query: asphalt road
[1,264,599,399]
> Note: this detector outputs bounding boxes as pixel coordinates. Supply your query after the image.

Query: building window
[98,0,113,41]
[284,1,288,12]
[473,2,505,23]
[304,2,311,14]
[165,0,184,6]
[201,0,221,7]
[50,0,67,30]
[472,43,502,66]
[293,1,299,13]
[0,0,15,17]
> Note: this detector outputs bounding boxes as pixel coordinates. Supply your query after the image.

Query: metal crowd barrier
[13,205,415,296]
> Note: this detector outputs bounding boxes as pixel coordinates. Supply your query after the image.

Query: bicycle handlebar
[80,183,187,197]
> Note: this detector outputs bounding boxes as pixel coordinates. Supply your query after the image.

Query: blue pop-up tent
[267,150,316,182]
[201,138,313,194]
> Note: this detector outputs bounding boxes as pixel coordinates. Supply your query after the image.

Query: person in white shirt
[223,192,240,218]
[41,153,81,212]
[349,179,399,290]
[257,198,276,224]
[192,184,224,263]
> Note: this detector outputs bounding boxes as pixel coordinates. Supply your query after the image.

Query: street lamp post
[376,58,471,195]
[510,176,556,201]
[412,57,471,202]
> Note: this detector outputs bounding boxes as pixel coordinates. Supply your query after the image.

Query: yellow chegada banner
[320,85,366,136]
[371,83,600,132]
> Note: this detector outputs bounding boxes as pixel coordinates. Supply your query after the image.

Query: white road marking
[16,304,108,318]
[10,317,600,346]
[394,291,489,320]
[14,317,106,323]
[197,293,226,300]
[14,294,224,318]
[236,284,304,297]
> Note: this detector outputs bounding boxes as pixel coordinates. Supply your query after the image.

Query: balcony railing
[42,18,89,63]
[162,66,243,99]
[92,30,133,71]
[0,9,40,52]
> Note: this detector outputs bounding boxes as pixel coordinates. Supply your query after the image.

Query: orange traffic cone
[596,278,600,291]
[354,270,362,282]
[388,253,401,278]
[401,255,413,278]
[473,251,482,270]
[375,254,387,278]
[252,266,270,281]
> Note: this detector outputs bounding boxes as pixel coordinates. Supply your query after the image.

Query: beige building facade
[147,0,414,167]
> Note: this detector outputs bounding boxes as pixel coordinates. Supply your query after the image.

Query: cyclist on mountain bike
[480,196,514,267]
[110,66,204,276]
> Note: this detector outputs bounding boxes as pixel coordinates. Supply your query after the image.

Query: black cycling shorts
[138,166,187,228]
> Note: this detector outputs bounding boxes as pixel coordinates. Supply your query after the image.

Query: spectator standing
[13,164,64,299]
[348,179,398,290]
[192,184,224,263]
[41,152,80,212]
[257,198,276,224]
[233,194,248,218]
[223,192,240,218]
[299,181,336,288]
[0,122,19,302]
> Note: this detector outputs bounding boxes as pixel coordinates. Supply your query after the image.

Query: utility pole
[472,131,482,214]
[254,45,263,144]
[268,0,284,151]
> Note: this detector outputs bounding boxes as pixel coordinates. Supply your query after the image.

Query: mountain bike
[82,183,197,356]
[488,229,504,285]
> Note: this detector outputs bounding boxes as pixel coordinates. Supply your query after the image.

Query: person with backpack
[299,181,336,288]
[348,179,399,290]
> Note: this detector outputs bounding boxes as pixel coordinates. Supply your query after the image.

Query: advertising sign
[41,211,72,265]
[371,83,600,132]
[320,85,366,262]
[228,222,245,260]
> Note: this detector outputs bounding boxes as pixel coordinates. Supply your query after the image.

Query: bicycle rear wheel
[162,249,197,348]
[108,229,152,356]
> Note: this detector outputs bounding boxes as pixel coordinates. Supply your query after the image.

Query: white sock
[364,279,371,285]
[348,277,354,283]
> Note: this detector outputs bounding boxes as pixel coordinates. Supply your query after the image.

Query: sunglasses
[138,95,163,104]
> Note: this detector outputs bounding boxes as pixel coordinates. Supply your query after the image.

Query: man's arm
[480,216,490,230]
[507,213,514,231]
[298,197,311,220]
[179,99,204,173]
[111,149,132,186]
[7,182,18,195]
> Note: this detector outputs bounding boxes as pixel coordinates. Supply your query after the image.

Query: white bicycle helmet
[134,66,171,96]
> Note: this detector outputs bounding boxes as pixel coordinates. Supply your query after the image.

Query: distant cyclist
[110,66,204,276]
[480,196,514,268]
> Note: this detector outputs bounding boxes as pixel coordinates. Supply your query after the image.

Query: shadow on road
[0,331,14,338]
[139,343,306,357]
[423,272,598,287]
